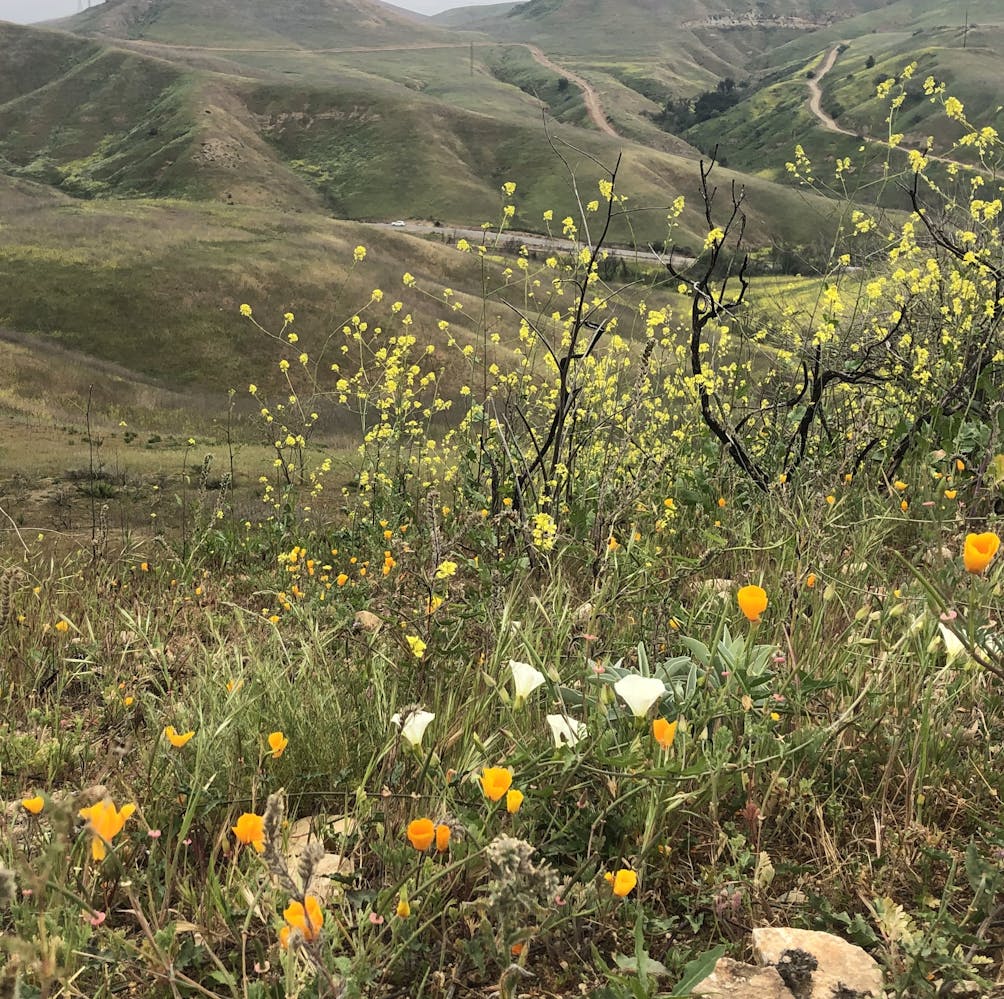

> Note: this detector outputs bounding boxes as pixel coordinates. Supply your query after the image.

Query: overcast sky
[0,0,510,23]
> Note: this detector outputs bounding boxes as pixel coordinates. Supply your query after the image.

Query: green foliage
[4,27,1004,999]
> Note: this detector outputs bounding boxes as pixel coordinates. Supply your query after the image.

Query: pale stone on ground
[752,927,884,998]
[693,958,793,998]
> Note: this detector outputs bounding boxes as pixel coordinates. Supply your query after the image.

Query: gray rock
[693,957,794,998]
[752,927,884,999]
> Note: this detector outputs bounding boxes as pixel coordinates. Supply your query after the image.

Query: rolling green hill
[51,0,457,48]
[2,0,1001,454]
[0,19,853,251]
[683,2,1004,187]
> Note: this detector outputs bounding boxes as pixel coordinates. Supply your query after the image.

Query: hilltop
[51,0,455,48]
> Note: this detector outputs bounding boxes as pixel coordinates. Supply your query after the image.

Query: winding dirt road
[806,45,856,137]
[805,44,970,169]
[524,44,619,138]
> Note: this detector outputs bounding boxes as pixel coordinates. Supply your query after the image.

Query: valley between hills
[0,0,1001,521]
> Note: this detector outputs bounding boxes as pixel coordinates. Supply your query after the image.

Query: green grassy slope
[52,0,459,48]
[686,32,1002,191]
[457,0,895,63]
[0,21,856,251]
[748,0,1004,146]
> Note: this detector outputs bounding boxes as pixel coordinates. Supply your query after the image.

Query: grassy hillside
[685,38,1000,193]
[456,0,896,63]
[0,20,859,251]
[52,0,458,48]
[746,0,1004,155]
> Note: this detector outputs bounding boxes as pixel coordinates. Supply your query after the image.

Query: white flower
[510,659,545,708]
[391,709,435,750]
[546,713,586,748]
[938,622,967,665]
[614,674,666,718]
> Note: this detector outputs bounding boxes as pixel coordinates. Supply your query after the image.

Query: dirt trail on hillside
[120,37,620,138]
[805,44,968,169]
[806,45,856,137]
[524,44,618,138]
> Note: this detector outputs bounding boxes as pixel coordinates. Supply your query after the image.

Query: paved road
[365,220,689,266]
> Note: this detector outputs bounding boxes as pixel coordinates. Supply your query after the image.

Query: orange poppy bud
[407,818,435,851]
[435,823,451,852]
[737,585,768,623]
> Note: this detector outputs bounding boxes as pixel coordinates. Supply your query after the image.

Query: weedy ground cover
[2,69,1004,999]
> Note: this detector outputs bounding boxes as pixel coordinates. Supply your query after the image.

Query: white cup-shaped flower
[546,713,587,748]
[391,709,435,751]
[614,674,666,718]
[938,622,967,665]
[510,659,545,708]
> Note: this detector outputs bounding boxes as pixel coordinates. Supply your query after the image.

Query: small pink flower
[940,610,958,622]
[182,838,192,846]
[591,661,605,674]
[83,911,107,927]
[368,912,384,925]
[147,828,162,839]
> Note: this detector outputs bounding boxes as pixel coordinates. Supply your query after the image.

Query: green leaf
[613,952,670,977]
[670,944,727,995]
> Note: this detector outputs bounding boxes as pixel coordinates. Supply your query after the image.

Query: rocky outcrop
[753,927,884,999]
[693,958,793,998]
[692,928,884,999]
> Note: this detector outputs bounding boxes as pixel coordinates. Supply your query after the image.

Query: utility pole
[963,7,969,49]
